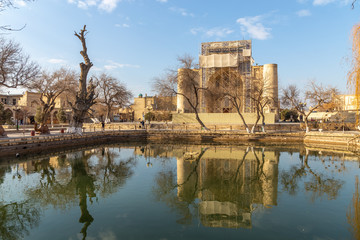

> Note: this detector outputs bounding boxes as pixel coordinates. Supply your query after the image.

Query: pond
[0,143,359,240]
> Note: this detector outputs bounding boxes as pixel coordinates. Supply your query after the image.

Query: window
[12,99,16,105]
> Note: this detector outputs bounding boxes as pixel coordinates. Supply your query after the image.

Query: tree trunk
[235,106,250,133]
[251,113,260,133]
[106,104,111,122]
[304,118,310,133]
[260,112,266,133]
[0,125,6,137]
[68,25,96,135]
[194,109,209,131]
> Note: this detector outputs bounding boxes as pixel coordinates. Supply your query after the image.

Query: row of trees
[0,24,132,134]
[281,82,340,132]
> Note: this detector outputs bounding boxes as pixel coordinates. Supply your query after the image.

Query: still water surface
[0,144,359,240]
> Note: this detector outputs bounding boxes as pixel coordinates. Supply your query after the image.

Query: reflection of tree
[303,153,343,201]
[153,147,278,228]
[281,165,306,195]
[93,147,136,197]
[0,166,10,185]
[26,148,136,240]
[28,158,75,209]
[152,148,208,225]
[0,201,40,240]
[154,170,196,225]
[347,176,360,240]
[280,150,344,202]
[70,154,96,240]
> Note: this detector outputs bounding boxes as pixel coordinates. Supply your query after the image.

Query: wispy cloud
[14,0,27,7]
[190,27,234,38]
[98,0,121,12]
[169,7,194,17]
[156,0,168,3]
[48,58,67,64]
[313,0,336,5]
[236,15,271,40]
[115,23,130,28]
[190,27,203,35]
[104,61,140,70]
[296,9,311,17]
[68,0,121,12]
[91,66,103,71]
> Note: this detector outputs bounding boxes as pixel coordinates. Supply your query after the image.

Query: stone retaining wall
[2,128,360,159]
[304,131,360,151]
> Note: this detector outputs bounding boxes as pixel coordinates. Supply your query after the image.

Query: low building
[0,91,72,125]
[131,94,177,121]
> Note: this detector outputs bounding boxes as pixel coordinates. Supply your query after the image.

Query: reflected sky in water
[0,144,359,240]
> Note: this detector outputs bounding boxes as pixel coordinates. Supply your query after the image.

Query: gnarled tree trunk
[68,25,96,135]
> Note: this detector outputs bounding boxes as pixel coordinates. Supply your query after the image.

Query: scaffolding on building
[199,40,255,113]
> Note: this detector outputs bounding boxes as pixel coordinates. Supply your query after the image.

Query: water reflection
[0,144,358,239]
[153,146,279,229]
[348,176,360,240]
[0,201,41,240]
[280,149,344,202]
[1,148,136,240]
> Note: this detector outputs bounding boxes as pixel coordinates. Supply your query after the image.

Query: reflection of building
[177,40,279,115]
[176,147,279,229]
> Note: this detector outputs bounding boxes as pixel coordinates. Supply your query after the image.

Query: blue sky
[1,0,359,96]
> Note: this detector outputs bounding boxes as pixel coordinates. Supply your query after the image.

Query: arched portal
[205,68,244,113]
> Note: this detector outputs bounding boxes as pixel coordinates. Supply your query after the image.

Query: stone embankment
[1,122,360,159]
[0,128,304,158]
[0,130,147,158]
[304,131,360,152]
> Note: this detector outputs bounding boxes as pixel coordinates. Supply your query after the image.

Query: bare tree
[68,25,97,134]
[250,81,272,133]
[94,73,133,121]
[281,81,339,132]
[206,68,250,133]
[153,54,209,130]
[352,0,357,8]
[26,68,77,133]
[0,0,35,31]
[0,38,39,88]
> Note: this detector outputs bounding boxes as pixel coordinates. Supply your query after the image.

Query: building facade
[131,94,177,121]
[0,91,71,125]
[177,40,279,115]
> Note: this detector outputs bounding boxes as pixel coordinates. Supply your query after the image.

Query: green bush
[34,107,44,124]
[56,108,67,123]
[0,103,13,124]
